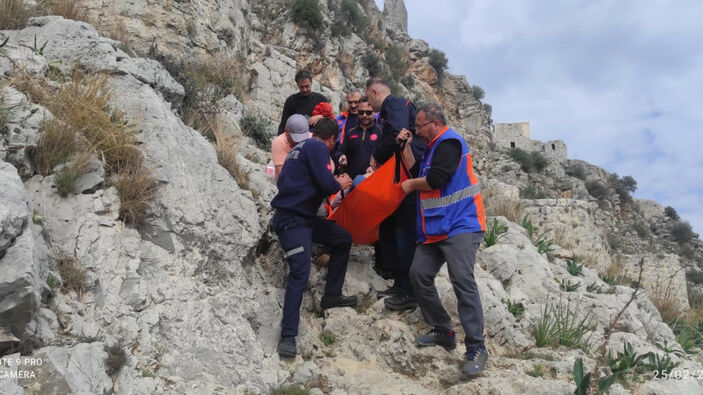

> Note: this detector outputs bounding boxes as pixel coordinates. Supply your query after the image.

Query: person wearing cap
[277,70,329,135]
[271,114,311,179]
[271,117,357,358]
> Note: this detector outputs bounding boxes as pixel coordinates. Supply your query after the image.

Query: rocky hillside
[2,1,702,394]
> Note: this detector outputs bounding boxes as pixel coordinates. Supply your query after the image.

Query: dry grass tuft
[184,55,246,101]
[114,165,158,225]
[651,282,684,323]
[31,118,78,175]
[485,195,524,223]
[0,0,32,30]
[205,112,251,191]
[58,253,86,295]
[8,68,51,103]
[46,0,91,24]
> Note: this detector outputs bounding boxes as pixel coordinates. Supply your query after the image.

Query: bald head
[364,78,391,112]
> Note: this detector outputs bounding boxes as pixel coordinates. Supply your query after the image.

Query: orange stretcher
[328,154,410,244]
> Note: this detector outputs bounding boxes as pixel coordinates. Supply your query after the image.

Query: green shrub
[482,103,492,119]
[290,0,323,30]
[632,221,650,239]
[105,344,127,376]
[520,215,535,241]
[240,113,272,150]
[566,259,584,277]
[560,278,581,292]
[471,84,485,101]
[520,185,546,199]
[672,221,694,243]
[340,0,366,32]
[532,296,594,351]
[573,358,591,395]
[586,282,600,293]
[566,163,586,180]
[386,45,408,78]
[526,364,545,378]
[320,331,335,346]
[665,206,680,220]
[363,52,383,77]
[508,148,547,173]
[54,165,79,197]
[585,180,609,200]
[611,173,637,204]
[428,48,448,77]
[483,218,508,247]
[534,233,555,255]
[503,299,525,320]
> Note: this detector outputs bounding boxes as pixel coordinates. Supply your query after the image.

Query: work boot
[384,293,417,311]
[376,286,402,299]
[416,327,457,351]
[320,294,358,310]
[277,336,297,358]
[463,345,488,376]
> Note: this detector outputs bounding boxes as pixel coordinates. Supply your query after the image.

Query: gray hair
[418,102,447,125]
[347,88,362,97]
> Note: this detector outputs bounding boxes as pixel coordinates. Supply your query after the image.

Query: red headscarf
[312,102,335,120]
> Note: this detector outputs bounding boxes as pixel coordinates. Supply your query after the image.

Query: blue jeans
[273,211,352,337]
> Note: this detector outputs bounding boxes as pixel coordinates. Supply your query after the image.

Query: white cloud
[404,0,703,234]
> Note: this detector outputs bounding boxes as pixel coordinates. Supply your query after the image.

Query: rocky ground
[2,2,703,394]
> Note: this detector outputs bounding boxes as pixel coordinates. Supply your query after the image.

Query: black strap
[393,141,412,184]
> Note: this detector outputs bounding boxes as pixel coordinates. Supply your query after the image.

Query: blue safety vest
[417,127,487,243]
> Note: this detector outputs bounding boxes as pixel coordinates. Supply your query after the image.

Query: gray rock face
[0,87,49,178]
[382,0,409,35]
[115,57,185,106]
[19,343,113,394]
[0,161,47,336]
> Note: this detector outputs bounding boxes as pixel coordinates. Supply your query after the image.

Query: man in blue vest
[396,103,489,376]
[271,118,357,358]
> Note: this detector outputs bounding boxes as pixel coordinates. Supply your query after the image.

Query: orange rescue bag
[328,155,409,244]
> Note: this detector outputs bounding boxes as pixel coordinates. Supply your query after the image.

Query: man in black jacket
[277,70,329,135]
[337,97,382,179]
[365,77,424,311]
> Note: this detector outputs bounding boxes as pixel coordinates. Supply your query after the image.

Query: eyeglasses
[415,121,432,129]
[358,110,373,115]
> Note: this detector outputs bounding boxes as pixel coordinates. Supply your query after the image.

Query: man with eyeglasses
[337,97,382,180]
[336,89,363,142]
[395,102,488,376]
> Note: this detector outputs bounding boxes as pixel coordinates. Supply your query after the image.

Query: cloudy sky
[374,0,703,235]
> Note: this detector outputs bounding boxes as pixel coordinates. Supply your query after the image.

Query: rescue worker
[336,88,362,142]
[396,102,488,376]
[337,96,382,180]
[365,77,424,309]
[271,118,357,358]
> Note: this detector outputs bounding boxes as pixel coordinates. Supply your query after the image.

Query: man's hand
[401,179,415,194]
[396,128,413,145]
[369,156,379,170]
[335,173,353,190]
[338,155,348,167]
[308,114,323,126]
[365,166,375,174]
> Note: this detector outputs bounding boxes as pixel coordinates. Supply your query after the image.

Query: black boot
[416,327,457,351]
[320,294,358,310]
[384,293,417,311]
[277,336,297,358]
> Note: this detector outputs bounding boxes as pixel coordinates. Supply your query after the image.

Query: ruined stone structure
[493,122,567,161]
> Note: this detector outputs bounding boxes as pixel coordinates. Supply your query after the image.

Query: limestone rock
[0,87,49,178]
[382,0,409,35]
[20,343,113,394]
[115,57,185,106]
[0,161,47,336]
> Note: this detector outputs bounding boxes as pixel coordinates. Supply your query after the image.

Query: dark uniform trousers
[273,211,352,338]
[378,192,418,294]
